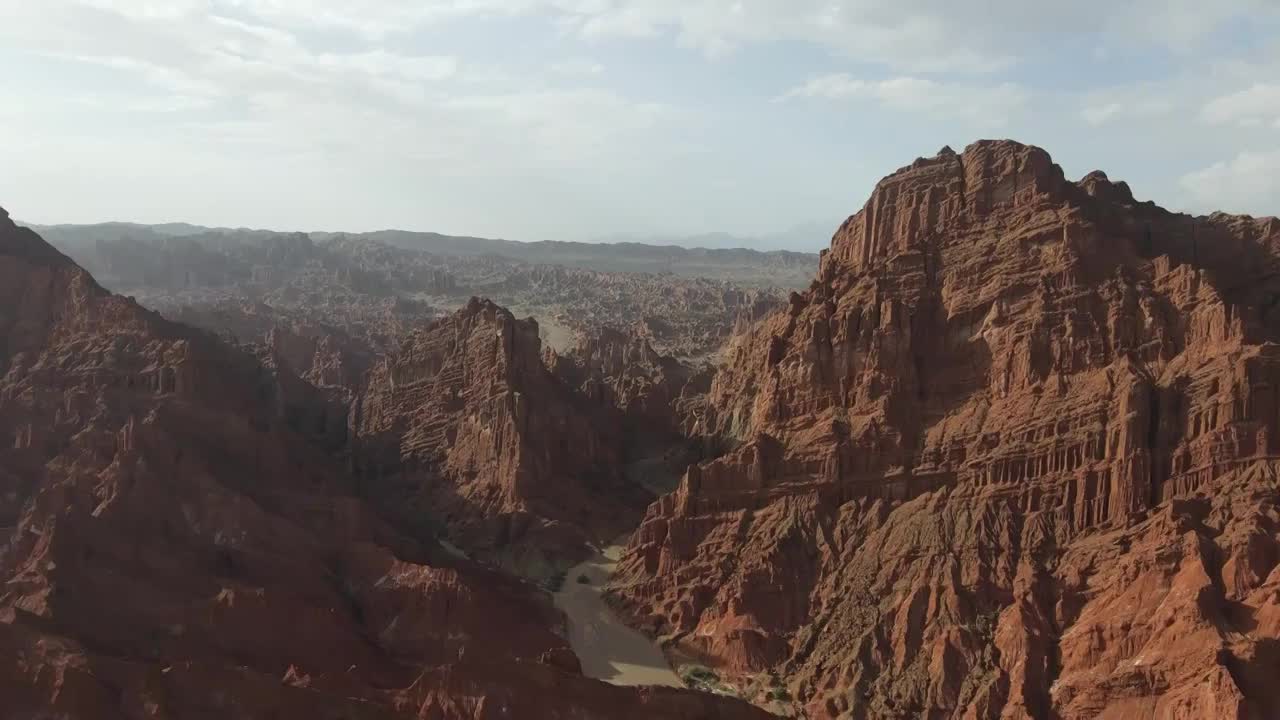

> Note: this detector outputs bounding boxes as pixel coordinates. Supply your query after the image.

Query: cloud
[550,58,606,76]
[1135,0,1277,47]
[1202,84,1280,127]
[0,1,676,177]
[780,73,1027,126]
[25,1,1264,81]
[198,0,1275,74]
[551,2,1018,72]
[1180,150,1280,216]
[1079,95,1175,127]
[60,53,227,101]
[1081,102,1122,126]
[41,0,1266,77]
[439,88,677,168]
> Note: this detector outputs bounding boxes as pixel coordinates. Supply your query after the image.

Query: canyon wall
[350,298,653,577]
[610,141,1280,718]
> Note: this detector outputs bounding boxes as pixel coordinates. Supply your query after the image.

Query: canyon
[0,206,769,719]
[3,138,1280,719]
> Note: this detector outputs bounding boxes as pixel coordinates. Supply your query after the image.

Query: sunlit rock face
[610,140,1280,718]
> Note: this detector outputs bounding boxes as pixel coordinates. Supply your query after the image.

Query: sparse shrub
[681,666,719,684]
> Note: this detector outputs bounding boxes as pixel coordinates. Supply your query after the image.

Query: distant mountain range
[28,221,822,287]
[591,222,836,253]
[25,220,834,253]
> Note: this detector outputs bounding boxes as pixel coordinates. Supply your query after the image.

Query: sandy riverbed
[553,545,683,688]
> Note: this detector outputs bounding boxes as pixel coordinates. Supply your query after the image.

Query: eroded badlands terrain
[6,140,1280,719]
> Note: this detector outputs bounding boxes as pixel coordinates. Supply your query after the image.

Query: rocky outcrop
[546,327,720,496]
[609,140,1280,717]
[0,209,771,719]
[351,299,654,577]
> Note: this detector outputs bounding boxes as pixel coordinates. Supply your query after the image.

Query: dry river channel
[552,544,683,688]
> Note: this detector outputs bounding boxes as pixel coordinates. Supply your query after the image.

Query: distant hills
[27,220,833,253]
[591,222,836,253]
[29,221,821,287]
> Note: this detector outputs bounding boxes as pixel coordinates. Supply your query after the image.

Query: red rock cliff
[351,298,653,577]
[610,140,1280,718]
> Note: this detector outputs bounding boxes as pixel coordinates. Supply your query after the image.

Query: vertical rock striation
[351,299,652,577]
[610,140,1280,718]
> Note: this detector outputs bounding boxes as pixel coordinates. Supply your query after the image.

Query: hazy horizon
[15,214,835,252]
[3,2,1278,250]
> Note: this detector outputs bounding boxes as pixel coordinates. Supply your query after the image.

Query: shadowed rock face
[0,209,772,720]
[609,140,1280,718]
[546,326,713,438]
[350,298,655,577]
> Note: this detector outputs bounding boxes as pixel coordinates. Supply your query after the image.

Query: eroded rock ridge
[611,140,1280,718]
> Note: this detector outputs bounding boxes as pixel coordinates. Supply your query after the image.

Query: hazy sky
[2,1,1278,249]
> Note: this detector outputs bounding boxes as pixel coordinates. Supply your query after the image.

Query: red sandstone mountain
[0,206,770,719]
[609,140,1280,718]
[350,299,660,578]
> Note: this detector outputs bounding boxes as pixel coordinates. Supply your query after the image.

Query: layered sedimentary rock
[0,207,770,720]
[546,327,711,435]
[610,141,1280,717]
[351,299,654,577]
[547,327,719,495]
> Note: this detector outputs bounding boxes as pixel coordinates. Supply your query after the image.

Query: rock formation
[0,206,771,719]
[546,326,720,496]
[609,141,1280,718]
[350,299,654,577]
[546,326,711,436]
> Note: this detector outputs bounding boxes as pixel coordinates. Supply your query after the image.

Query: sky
[1,1,1278,250]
